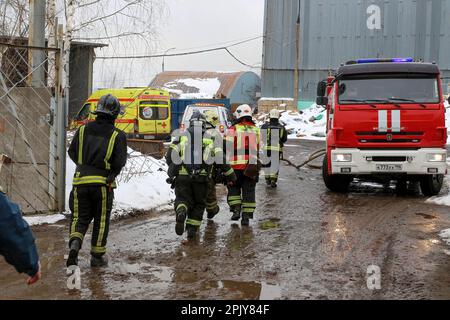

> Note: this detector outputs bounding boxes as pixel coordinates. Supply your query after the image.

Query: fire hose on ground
[281,149,326,170]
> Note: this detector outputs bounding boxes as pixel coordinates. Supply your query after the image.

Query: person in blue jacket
[0,189,41,285]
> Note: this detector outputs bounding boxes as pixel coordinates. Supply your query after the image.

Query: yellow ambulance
[71,87,171,140]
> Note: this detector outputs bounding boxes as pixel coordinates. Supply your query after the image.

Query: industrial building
[150,71,261,109]
[262,0,450,106]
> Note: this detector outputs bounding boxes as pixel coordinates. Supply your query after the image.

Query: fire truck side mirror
[316,81,329,106]
[316,96,329,106]
[317,80,327,97]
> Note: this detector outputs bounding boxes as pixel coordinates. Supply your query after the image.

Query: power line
[95,36,262,68]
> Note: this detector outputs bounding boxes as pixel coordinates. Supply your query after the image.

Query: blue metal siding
[262,0,450,100]
[228,72,261,107]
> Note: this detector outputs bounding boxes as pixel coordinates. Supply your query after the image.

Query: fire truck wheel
[395,179,408,195]
[420,174,444,197]
[322,155,352,193]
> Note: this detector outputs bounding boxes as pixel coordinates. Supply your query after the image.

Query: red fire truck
[317,58,450,196]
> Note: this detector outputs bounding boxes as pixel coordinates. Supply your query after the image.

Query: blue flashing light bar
[357,58,414,64]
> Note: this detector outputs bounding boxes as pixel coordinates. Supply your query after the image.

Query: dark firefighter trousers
[174,176,209,229]
[206,178,219,214]
[227,170,257,219]
[264,150,282,183]
[69,186,114,256]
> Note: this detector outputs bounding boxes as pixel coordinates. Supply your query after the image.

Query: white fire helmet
[234,104,253,120]
[269,109,281,119]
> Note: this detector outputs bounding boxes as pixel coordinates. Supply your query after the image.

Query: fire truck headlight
[427,153,447,162]
[334,154,352,162]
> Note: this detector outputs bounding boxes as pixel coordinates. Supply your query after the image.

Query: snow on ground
[440,229,450,248]
[65,147,174,220]
[24,214,66,226]
[163,77,221,99]
[258,103,327,140]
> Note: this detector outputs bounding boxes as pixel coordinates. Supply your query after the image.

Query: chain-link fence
[0,40,65,214]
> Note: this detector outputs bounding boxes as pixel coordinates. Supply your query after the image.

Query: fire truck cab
[317,58,449,196]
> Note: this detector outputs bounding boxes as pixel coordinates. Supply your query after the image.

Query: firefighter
[261,109,288,188]
[166,111,236,240]
[66,94,127,268]
[225,104,260,226]
[204,109,222,219]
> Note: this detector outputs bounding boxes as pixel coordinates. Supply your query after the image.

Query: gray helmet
[94,94,121,118]
[189,110,207,129]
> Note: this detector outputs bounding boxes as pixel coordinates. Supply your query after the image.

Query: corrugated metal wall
[262,0,450,100]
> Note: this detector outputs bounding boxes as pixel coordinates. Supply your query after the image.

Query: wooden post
[293,2,301,111]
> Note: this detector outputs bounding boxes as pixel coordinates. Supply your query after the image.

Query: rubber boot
[66,239,81,267]
[231,209,241,221]
[265,178,271,186]
[186,225,198,240]
[207,206,220,220]
[270,181,278,188]
[90,254,108,268]
[241,213,250,226]
[175,207,187,236]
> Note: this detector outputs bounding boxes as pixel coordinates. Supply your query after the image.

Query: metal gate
[0,40,66,214]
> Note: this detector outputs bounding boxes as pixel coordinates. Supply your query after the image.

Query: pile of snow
[24,214,66,226]
[258,103,327,140]
[440,229,450,246]
[65,147,174,219]
[163,77,221,99]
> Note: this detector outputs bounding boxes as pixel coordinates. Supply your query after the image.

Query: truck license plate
[376,164,403,172]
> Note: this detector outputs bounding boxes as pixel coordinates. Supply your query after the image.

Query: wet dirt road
[1,140,450,300]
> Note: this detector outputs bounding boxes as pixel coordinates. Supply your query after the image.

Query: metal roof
[150,71,248,97]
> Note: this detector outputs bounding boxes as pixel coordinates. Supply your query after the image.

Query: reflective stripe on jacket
[260,121,288,153]
[226,121,260,170]
[68,117,127,187]
[171,136,216,176]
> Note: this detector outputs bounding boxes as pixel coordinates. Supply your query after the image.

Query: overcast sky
[94,0,265,88]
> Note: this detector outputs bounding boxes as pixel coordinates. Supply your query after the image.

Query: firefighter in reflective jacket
[261,109,288,188]
[204,109,222,220]
[225,104,260,226]
[166,111,236,239]
[66,94,127,268]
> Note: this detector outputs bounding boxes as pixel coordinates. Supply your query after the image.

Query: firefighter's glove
[27,262,41,286]
[106,174,116,186]
[225,171,237,187]
[166,177,176,189]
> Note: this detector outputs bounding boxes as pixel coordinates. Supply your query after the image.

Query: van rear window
[139,106,169,120]
[140,101,169,106]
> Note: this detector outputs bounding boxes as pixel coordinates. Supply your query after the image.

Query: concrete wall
[0,87,55,213]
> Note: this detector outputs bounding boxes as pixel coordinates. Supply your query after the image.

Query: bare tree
[0,0,167,89]
[0,0,29,38]
[67,0,168,88]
